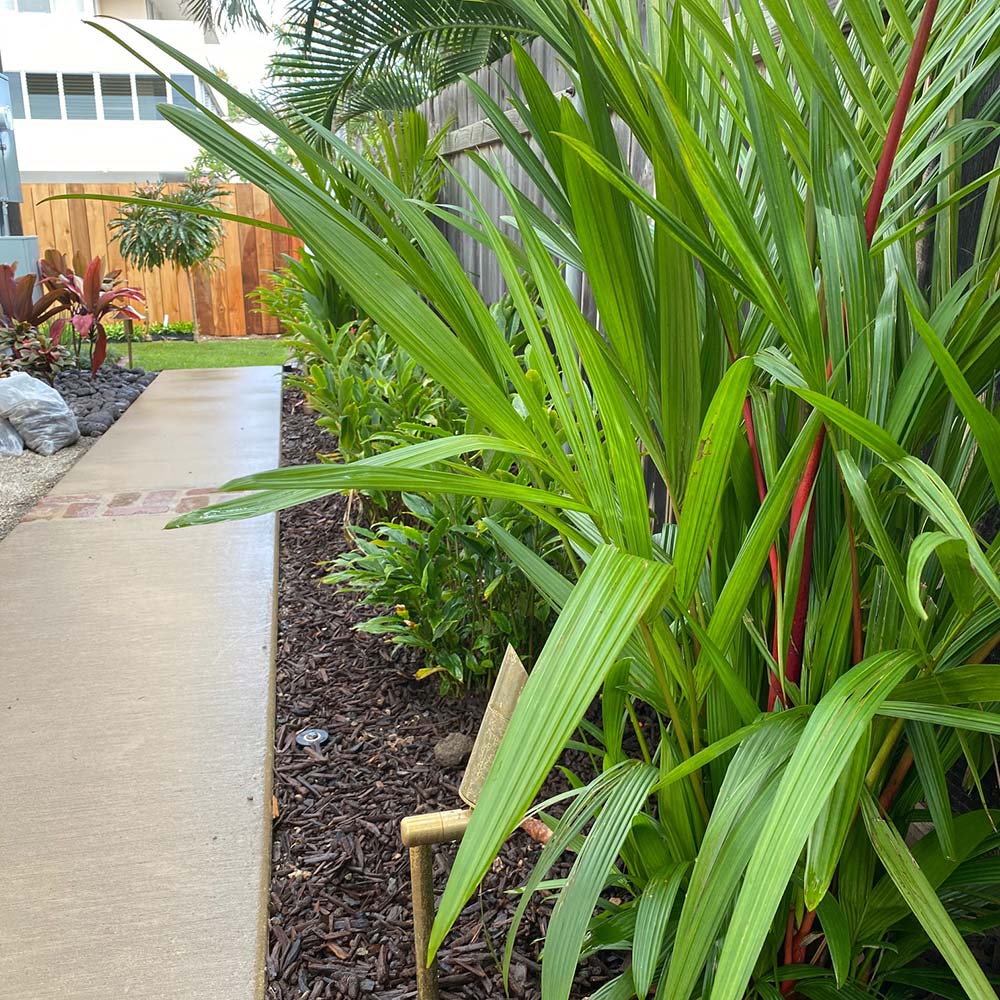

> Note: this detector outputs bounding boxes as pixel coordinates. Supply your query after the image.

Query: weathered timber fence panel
[420,40,580,305]
[19,182,301,337]
[421,21,998,308]
[419,39,653,307]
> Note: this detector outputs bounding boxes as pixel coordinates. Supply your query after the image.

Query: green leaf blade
[861,792,997,999]
[429,546,673,958]
[710,651,922,1000]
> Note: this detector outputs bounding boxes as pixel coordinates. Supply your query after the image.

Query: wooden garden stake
[400,646,529,1000]
[409,844,440,1000]
[123,316,134,369]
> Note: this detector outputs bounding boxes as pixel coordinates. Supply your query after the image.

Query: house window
[100,74,133,120]
[136,74,166,120]
[169,73,197,111]
[2,0,93,10]
[63,73,97,119]
[5,71,201,121]
[25,72,60,119]
[6,72,25,118]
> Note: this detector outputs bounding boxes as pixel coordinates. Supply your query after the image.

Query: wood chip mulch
[268,389,617,999]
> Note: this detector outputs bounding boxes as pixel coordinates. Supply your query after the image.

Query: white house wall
[0,9,223,181]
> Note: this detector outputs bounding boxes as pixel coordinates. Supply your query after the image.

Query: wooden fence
[419,40,569,305]
[420,38,639,309]
[423,34,999,308]
[20,183,301,337]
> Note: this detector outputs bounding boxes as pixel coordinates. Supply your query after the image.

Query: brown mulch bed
[267,389,616,999]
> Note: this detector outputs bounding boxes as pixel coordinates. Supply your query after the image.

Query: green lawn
[121,338,289,371]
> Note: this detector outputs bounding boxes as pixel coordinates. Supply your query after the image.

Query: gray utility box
[0,72,25,238]
[0,235,39,275]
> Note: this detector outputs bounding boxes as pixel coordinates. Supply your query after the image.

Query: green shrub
[105,320,195,341]
[260,256,552,689]
[260,255,465,463]
[102,321,127,341]
[105,320,194,343]
[326,493,561,691]
[255,253,360,346]
[289,318,466,466]
[268,259,553,690]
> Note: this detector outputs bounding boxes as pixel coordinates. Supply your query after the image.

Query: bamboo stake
[123,316,134,369]
[400,647,533,999]
[409,844,440,1000]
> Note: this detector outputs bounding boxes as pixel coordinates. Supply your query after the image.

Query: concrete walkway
[0,367,282,1000]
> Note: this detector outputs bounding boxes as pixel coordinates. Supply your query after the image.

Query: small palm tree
[110,178,226,341]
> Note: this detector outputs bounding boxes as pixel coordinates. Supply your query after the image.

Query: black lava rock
[55,365,158,438]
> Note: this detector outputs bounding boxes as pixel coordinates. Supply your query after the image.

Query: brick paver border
[23,488,241,522]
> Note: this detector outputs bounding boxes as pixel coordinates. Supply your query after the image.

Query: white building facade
[0,0,226,182]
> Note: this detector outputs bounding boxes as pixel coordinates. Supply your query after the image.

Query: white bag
[0,416,23,456]
[0,373,80,456]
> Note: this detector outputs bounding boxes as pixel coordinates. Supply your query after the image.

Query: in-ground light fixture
[295,727,330,749]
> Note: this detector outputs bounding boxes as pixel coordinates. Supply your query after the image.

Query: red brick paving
[22,488,239,522]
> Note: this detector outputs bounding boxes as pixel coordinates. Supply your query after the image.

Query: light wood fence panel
[19,182,301,337]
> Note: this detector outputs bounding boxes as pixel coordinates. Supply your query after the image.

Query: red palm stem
[864,0,942,243]
[778,426,825,702]
[783,0,940,695]
[745,397,788,707]
[777,2,940,994]
[744,398,782,592]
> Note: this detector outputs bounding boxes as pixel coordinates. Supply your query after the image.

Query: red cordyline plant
[113,0,1000,994]
[0,263,68,336]
[0,263,73,381]
[42,254,144,374]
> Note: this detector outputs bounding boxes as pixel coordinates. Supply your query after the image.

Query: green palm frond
[270,0,531,125]
[181,0,267,32]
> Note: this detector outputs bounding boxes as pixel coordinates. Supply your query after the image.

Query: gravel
[0,435,95,540]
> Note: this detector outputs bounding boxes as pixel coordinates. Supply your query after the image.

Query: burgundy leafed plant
[0,263,68,335]
[42,255,145,374]
[0,263,75,382]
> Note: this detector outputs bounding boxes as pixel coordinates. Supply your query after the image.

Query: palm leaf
[181,0,265,31]
[429,546,673,957]
[271,0,530,125]
[861,792,997,999]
